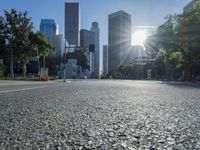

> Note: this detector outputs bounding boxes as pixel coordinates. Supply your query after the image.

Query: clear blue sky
[0,0,191,70]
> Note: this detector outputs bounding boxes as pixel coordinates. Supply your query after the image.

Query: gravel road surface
[0,80,200,150]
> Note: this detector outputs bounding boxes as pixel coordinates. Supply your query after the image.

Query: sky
[0,0,192,70]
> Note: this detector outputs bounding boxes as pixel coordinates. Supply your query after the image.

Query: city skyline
[1,0,193,76]
[1,1,200,149]
[0,0,192,46]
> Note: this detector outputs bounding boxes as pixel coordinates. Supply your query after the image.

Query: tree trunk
[10,49,14,79]
[37,58,40,75]
[36,48,40,76]
[43,55,45,68]
[184,65,192,81]
[22,64,27,80]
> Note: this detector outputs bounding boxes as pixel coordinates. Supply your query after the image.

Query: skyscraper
[108,10,132,76]
[40,19,58,38]
[103,45,108,75]
[65,3,80,46]
[0,16,4,65]
[48,34,67,57]
[80,29,95,49]
[80,29,95,74]
[90,22,100,77]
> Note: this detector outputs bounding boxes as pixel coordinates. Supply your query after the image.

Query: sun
[132,30,147,46]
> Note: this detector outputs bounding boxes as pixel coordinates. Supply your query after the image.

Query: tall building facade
[48,34,67,57]
[0,16,4,65]
[40,19,67,57]
[80,29,95,74]
[103,45,108,75]
[80,29,95,49]
[65,3,80,46]
[40,19,58,38]
[108,10,132,76]
[90,22,100,77]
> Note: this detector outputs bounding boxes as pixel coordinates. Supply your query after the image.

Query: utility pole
[63,44,67,82]
[166,61,168,80]
[36,47,40,76]
[43,56,45,68]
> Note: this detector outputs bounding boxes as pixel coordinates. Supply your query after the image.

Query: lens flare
[132,30,147,46]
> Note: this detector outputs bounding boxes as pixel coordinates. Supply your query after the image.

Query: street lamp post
[36,47,40,77]
[63,45,67,82]
[166,59,168,80]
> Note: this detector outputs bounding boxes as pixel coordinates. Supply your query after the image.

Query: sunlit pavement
[0,80,200,149]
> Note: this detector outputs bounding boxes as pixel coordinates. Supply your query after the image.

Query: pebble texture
[0,80,200,149]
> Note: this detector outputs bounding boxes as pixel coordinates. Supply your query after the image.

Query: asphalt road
[0,80,200,150]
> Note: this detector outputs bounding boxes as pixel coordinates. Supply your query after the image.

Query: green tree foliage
[0,17,6,57]
[29,32,54,74]
[45,56,61,76]
[67,50,90,71]
[13,11,33,79]
[145,15,180,58]
[0,9,54,79]
[29,32,53,58]
[1,9,21,78]
[145,1,200,81]
[177,1,200,80]
[116,64,144,79]
[0,9,33,78]
[145,15,182,80]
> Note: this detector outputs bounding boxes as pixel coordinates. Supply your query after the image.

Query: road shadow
[160,81,200,89]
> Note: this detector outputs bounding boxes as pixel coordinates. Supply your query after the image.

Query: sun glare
[132,30,147,46]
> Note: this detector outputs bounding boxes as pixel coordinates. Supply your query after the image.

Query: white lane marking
[0,86,47,94]
[66,81,71,83]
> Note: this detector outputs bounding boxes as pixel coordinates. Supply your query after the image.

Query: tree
[0,9,34,79]
[116,64,144,79]
[13,11,33,79]
[67,50,90,71]
[29,32,54,75]
[0,9,54,79]
[177,1,200,80]
[145,14,182,80]
[144,6,200,81]
[1,9,20,78]
[45,56,61,76]
[0,17,6,58]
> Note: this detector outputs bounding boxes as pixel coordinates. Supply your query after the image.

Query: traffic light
[89,44,95,52]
